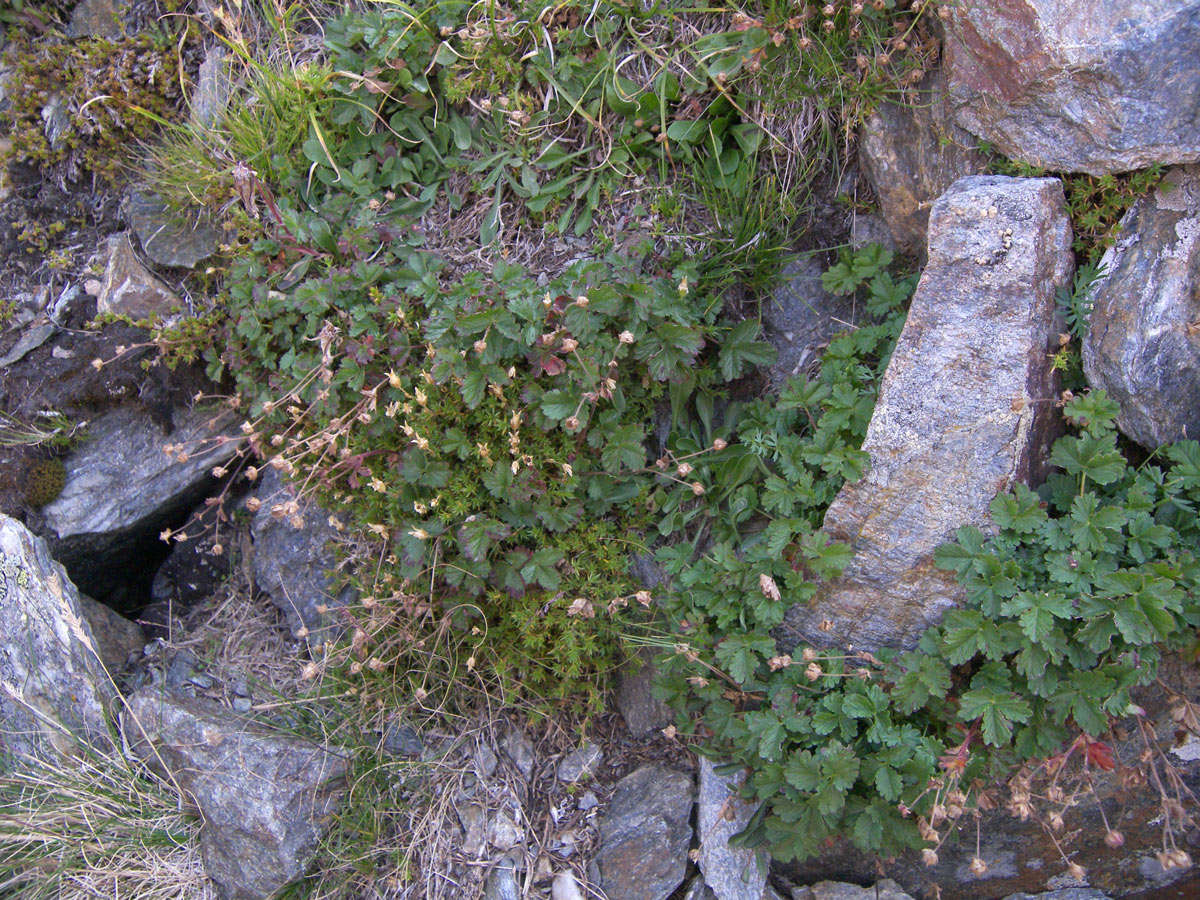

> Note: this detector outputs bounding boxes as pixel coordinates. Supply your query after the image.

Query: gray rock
[0,321,57,368]
[382,720,422,757]
[475,740,499,777]
[77,593,143,671]
[943,0,1200,175]
[458,802,487,856]
[0,515,114,762]
[578,790,599,811]
[41,95,70,151]
[763,256,859,386]
[849,214,898,253]
[93,233,181,321]
[122,688,347,900]
[697,757,766,900]
[232,696,251,712]
[780,175,1072,652]
[483,855,520,900]
[501,725,536,780]
[1000,890,1112,900]
[487,810,524,850]
[685,876,718,900]
[858,68,989,256]
[793,882,915,900]
[250,466,353,652]
[615,646,672,738]
[128,190,222,270]
[192,45,230,129]
[42,403,241,598]
[66,0,127,39]
[1082,165,1200,447]
[589,764,695,900]
[557,743,603,783]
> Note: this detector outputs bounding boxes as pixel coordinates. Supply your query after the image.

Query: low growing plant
[657,379,1200,874]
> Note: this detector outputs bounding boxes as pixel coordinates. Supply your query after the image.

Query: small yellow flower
[369,477,387,493]
[408,528,430,540]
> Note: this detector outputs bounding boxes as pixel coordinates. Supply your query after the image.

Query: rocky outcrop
[1082,165,1200,447]
[942,0,1200,175]
[250,466,352,652]
[858,69,989,256]
[780,175,1072,653]
[122,688,348,900]
[0,515,114,762]
[764,256,861,385]
[589,764,695,900]
[42,403,240,599]
[697,757,766,900]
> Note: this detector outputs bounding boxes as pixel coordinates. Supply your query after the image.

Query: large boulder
[1082,165,1200,448]
[41,403,240,600]
[0,515,114,762]
[122,688,348,900]
[780,175,1072,652]
[588,764,695,900]
[942,0,1200,175]
[858,69,989,256]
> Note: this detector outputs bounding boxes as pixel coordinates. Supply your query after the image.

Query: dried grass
[0,746,214,900]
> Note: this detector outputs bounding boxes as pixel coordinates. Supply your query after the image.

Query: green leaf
[1000,590,1074,644]
[873,766,903,802]
[958,686,1032,746]
[1050,433,1127,485]
[990,484,1048,534]
[600,423,647,473]
[520,547,563,591]
[541,388,579,421]
[461,368,487,408]
[719,320,778,380]
[716,633,776,685]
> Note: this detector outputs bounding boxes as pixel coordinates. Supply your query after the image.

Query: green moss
[0,30,187,189]
[24,458,66,507]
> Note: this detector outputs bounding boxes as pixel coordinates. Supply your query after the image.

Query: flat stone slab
[589,764,695,900]
[780,175,1072,652]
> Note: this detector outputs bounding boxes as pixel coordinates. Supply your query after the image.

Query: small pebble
[551,871,584,900]
[232,697,251,712]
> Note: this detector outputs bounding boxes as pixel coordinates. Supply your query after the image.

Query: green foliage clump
[658,324,1200,869]
[986,150,1164,264]
[24,458,66,507]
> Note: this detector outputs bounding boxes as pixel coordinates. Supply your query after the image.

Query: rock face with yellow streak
[0,514,114,763]
[779,175,1072,653]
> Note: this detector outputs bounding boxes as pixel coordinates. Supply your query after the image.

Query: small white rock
[551,871,585,900]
